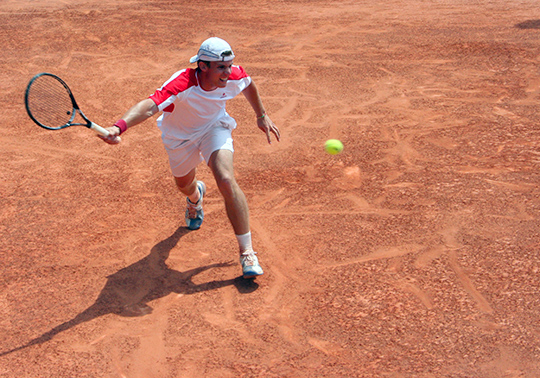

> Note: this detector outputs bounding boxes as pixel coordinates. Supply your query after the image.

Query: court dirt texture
[1,0,540,377]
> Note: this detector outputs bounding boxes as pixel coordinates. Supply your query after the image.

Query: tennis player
[100,37,280,278]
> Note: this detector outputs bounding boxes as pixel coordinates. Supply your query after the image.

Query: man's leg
[174,168,199,203]
[208,149,263,278]
[174,168,206,230]
[208,149,250,237]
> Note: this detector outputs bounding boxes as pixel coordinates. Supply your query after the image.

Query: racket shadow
[0,226,258,357]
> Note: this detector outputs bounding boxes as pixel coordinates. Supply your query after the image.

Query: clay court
[1,0,540,377]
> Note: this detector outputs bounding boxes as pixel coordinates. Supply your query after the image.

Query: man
[100,37,280,278]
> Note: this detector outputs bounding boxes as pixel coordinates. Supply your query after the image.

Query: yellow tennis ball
[325,139,344,155]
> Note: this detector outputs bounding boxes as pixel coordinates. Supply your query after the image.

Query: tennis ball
[325,139,344,155]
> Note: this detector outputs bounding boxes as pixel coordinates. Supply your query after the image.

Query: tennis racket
[24,73,110,137]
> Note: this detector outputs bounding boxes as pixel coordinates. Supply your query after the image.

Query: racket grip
[90,122,110,137]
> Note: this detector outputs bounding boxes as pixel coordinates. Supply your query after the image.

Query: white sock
[236,232,253,254]
[187,183,201,204]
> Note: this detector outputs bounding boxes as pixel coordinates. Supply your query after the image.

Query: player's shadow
[0,226,258,357]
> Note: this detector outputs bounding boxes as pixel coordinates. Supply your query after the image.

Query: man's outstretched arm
[242,81,280,144]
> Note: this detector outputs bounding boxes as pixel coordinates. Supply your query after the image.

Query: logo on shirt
[220,93,227,98]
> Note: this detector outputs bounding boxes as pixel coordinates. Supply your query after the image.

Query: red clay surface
[1,1,540,377]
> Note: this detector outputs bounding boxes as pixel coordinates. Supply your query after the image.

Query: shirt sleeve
[149,69,196,110]
[229,65,252,94]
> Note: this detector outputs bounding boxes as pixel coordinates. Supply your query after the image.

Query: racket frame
[24,73,110,136]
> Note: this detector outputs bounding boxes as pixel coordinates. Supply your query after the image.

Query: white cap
[189,37,235,63]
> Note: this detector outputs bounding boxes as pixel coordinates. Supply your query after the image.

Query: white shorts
[163,123,234,177]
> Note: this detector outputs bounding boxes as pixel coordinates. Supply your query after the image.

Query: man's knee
[215,175,239,199]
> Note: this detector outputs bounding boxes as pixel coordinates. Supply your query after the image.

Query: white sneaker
[240,251,264,279]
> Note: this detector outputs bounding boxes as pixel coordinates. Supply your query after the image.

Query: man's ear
[198,61,210,71]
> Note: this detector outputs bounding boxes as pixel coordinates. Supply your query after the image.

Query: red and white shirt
[149,66,252,142]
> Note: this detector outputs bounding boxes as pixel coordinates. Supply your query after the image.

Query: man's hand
[257,115,280,144]
[98,126,122,144]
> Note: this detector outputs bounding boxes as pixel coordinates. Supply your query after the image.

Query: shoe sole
[242,267,264,279]
[243,272,263,279]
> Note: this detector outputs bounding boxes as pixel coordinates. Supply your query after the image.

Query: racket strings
[26,76,74,129]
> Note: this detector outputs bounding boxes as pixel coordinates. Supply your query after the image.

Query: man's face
[200,60,234,90]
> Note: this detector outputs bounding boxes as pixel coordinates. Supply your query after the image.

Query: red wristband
[114,119,128,135]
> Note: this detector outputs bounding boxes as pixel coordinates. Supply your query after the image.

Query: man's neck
[197,70,217,92]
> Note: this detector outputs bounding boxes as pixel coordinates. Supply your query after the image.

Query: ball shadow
[515,20,540,29]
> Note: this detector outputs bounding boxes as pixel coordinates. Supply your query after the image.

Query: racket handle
[90,122,110,137]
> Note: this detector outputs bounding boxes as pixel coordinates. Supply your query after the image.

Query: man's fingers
[272,126,280,142]
[98,134,122,145]
[267,124,280,143]
[110,135,122,144]
[258,117,280,144]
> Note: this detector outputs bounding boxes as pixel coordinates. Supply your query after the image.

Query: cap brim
[189,53,235,64]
